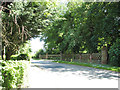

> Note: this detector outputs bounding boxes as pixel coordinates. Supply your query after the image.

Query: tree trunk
[5,47,12,60]
[1,50,4,60]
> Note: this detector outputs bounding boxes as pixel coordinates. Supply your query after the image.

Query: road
[28,59,119,88]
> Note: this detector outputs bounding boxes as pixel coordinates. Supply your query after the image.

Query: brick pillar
[101,46,107,64]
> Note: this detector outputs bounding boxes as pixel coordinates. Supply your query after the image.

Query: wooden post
[39,54,41,59]
[46,53,48,59]
[72,53,74,62]
[101,46,107,64]
[89,53,92,63]
[79,54,82,60]
[60,52,62,61]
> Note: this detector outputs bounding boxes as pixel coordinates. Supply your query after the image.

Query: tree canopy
[1,1,62,60]
[1,1,120,64]
[40,2,120,54]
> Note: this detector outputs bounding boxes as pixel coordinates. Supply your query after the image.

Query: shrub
[17,54,30,61]
[10,55,18,60]
[33,49,45,59]
[1,60,29,89]
[108,38,120,66]
[10,54,30,61]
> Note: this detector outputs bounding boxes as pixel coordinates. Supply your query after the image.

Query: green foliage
[2,1,120,62]
[1,1,57,60]
[33,48,60,59]
[1,60,28,89]
[108,38,120,67]
[17,54,30,61]
[18,41,32,55]
[45,48,60,54]
[10,55,18,60]
[33,49,45,59]
[41,2,120,54]
[10,54,30,61]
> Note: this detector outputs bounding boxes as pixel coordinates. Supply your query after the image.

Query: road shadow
[31,60,119,80]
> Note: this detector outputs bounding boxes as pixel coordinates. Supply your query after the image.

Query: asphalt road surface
[28,59,119,88]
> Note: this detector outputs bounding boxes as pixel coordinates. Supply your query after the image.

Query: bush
[10,54,30,61]
[17,54,30,61]
[108,38,120,66]
[1,60,29,89]
[33,49,45,59]
[10,55,18,60]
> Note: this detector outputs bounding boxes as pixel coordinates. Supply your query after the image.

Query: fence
[62,53,101,64]
[39,46,107,64]
[39,54,61,60]
[39,53,101,64]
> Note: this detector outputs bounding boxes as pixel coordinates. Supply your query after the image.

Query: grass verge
[53,60,120,73]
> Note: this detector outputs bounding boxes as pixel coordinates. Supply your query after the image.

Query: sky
[30,37,44,55]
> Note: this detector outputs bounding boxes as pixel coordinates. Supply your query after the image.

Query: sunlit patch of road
[28,60,119,88]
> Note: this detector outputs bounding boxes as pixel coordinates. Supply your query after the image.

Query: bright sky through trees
[30,38,44,55]
[29,0,67,55]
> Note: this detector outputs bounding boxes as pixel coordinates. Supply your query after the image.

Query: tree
[33,49,45,59]
[41,1,120,56]
[18,40,32,55]
[108,38,120,66]
[1,1,58,60]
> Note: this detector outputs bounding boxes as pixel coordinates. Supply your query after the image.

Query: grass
[53,60,120,73]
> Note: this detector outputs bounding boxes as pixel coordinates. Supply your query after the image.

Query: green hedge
[108,38,120,67]
[10,54,30,61]
[1,60,29,89]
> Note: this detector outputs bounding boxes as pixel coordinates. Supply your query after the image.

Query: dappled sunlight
[1,1,119,89]
[28,60,118,88]
[31,60,119,80]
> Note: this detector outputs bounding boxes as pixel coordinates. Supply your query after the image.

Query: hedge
[108,38,120,66]
[1,60,30,89]
[10,54,30,61]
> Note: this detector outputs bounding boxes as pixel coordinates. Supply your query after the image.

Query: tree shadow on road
[31,60,119,80]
